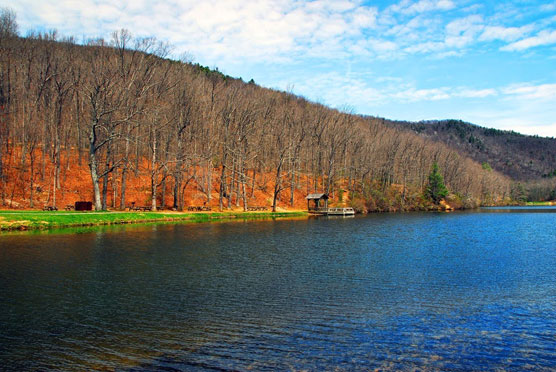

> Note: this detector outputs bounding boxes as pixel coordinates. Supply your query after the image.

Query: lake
[1,208,556,370]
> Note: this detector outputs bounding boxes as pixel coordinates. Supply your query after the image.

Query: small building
[306,193,329,213]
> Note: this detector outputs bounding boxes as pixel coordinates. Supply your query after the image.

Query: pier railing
[309,207,355,215]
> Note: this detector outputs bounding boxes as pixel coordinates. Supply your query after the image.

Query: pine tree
[426,162,448,203]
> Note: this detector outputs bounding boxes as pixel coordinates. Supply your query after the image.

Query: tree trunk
[75,90,83,166]
[272,184,279,212]
[230,157,236,207]
[173,174,180,209]
[219,156,227,212]
[119,133,130,210]
[88,124,102,211]
[206,160,212,203]
[101,174,108,211]
[272,156,284,213]
[29,156,35,208]
[160,177,166,209]
[120,167,127,210]
[101,143,112,210]
[112,169,118,209]
[52,170,57,208]
[89,150,102,211]
[290,164,296,207]
[151,128,157,211]
[250,168,256,198]
[241,173,247,211]
[151,174,157,211]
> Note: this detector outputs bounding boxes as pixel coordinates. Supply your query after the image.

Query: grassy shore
[526,201,555,206]
[0,210,308,231]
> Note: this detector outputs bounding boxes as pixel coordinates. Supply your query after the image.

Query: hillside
[0,31,524,212]
[383,119,556,181]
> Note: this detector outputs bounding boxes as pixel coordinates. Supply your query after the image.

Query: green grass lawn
[526,201,554,206]
[0,210,308,231]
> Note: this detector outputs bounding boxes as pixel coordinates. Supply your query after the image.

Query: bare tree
[0,7,17,38]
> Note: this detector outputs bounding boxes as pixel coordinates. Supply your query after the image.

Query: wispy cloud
[479,25,532,42]
[502,83,556,100]
[294,71,554,114]
[30,0,381,63]
[501,29,556,51]
[540,2,556,12]
[292,71,506,108]
[8,0,556,62]
[388,0,455,15]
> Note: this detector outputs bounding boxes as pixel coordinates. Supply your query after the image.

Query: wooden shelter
[306,193,329,212]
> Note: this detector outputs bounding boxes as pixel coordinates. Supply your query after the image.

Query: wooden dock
[310,207,355,216]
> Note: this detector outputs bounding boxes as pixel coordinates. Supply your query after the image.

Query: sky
[4,0,556,137]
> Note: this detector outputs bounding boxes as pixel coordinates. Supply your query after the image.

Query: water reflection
[1,210,556,370]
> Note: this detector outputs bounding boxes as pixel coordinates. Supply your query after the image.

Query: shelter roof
[306,193,329,200]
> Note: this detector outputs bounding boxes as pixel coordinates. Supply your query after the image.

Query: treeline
[384,119,556,200]
[0,24,513,211]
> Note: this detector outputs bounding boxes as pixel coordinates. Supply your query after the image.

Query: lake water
[1,208,556,371]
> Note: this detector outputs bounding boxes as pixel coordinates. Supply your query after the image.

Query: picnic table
[131,206,151,211]
[43,205,58,211]
[247,206,267,211]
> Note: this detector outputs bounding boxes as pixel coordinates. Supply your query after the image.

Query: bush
[445,193,463,209]
[349,198,367,213]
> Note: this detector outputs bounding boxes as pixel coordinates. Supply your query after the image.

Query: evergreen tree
[426,162,448,203]
[510,183,527,202]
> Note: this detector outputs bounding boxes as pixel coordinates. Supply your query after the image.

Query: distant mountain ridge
[381,119,556,182]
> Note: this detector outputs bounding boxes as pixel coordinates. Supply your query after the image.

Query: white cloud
[290,71,385,110]
[388,0,455,15]
[8,0,556,63]
[502,83,556,100]
[444,15,484,48]
[9,0,383,62]
[349,38,399,58]
[457,89,497,98]
[479,25,532,42]
[407,0,455,14]
[353,8,378,27]
[404,41,445,53]
[399,15,485,54]
[540,2,556,12]
[392,87,451,101]
[385,14,438,39]
[502,29,556,51]
[392,83,554,103]
[293,72,505,107]
[392,86,496,102]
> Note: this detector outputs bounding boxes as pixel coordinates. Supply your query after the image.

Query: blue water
[1,208,556,370]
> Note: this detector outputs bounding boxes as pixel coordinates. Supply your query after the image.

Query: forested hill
[0,32,526,211]
[382,119,556,181]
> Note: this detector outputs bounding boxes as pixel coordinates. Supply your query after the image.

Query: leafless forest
[0,24,516,211]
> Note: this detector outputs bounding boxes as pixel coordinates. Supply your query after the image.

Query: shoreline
[2,202,554,232]
[0,210,309,232]
[526,201,555,206]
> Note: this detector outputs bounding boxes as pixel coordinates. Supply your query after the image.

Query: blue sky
[4,0,556,137]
